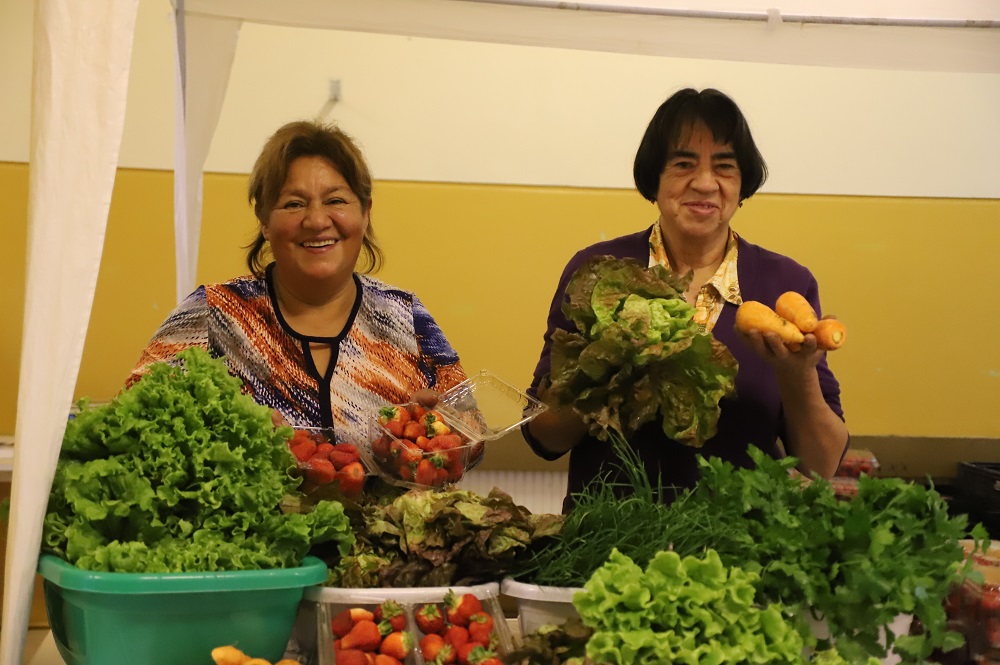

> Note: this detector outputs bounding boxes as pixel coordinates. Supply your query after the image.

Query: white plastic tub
[500,578,583,638]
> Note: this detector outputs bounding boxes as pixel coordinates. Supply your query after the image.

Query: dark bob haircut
[633,88,767,203]
[245,120,383,278]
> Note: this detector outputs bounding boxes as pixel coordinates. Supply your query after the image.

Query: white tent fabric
[0,2,139,665]
[173,8,241,304]
[3,1,997,663]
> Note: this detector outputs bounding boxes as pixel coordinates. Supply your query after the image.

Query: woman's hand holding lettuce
[544,255,737,447]
[42,347,354,572]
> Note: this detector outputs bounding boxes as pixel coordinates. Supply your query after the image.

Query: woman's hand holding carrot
[736,293,846,352]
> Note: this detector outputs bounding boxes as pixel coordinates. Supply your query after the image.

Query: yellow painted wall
[3,162,1000,461]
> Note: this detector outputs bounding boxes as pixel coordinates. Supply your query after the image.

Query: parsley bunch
[670,449,988,664]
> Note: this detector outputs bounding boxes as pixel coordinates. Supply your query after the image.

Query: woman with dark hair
[524,88,848,511]
[129,120,466,441]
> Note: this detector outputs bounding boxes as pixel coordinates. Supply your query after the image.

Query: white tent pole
[0,2,139,664]
[173,8,241,304]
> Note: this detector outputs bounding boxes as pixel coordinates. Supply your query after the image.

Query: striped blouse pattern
[128,271,467,448]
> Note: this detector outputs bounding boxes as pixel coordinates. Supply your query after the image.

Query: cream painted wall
[1,0,999,197]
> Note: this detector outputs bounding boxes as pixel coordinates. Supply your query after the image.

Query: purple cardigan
[524,227,845,511]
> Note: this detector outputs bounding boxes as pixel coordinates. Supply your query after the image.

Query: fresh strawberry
[434,466,450,487]
[456,642,489,665]
[414,603,445,635]
[397,441,423,467]
[466,612,493,644]
[424,412,451,437]
[373,599,406,632]
[304,456,336,484]
[444,591,482,627]
[398,464,415,482]
[420,634,455,663]
[332,442,360,458]
[378,406,411,438]
[371,434,392,461]
[442,625,469,650]
[373,656,402,665]
[335,462,366,498]
[378,631,414,660]
[290,439,317,462]
[430,433,463,451]
[289,429,314,444]
[408,404,428,420]
[341,619,382,652]
[402,421,427,440]
[331,608,376,638]
[314,442,335,459]
[445,455,465,483]
[415,435,435,453]
[475,658,502,665]
[415,458,438,486]
[334,648,369,665]
[329,449,357,470]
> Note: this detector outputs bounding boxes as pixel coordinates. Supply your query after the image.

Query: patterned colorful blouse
[128,265,467,447]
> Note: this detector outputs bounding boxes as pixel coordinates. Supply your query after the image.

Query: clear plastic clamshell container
[292,582,514,665]
[364,371,547,490]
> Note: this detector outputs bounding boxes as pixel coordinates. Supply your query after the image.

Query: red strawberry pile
[414,591,502,665]
[329,592,504,665]
[371,404,483,488]
[287,429,365,499]
[331,603,413,665]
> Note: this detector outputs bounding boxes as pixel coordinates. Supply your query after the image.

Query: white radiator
[456,470,568,515]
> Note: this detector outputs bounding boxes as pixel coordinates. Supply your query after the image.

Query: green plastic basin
[38,554,328,665]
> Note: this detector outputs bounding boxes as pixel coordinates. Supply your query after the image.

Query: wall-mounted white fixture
[317,78,341,119]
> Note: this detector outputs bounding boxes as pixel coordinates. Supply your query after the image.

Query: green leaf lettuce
[545,255,737,447]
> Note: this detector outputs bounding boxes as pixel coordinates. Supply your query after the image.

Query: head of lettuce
[42,347,353,572]
[543,255,738,447]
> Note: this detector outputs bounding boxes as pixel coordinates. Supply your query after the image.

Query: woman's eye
[325,198,345,206]
[282,200,304,209]
[670,161,694,170]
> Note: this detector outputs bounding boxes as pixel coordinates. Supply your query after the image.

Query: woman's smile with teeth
[302,239,337,248]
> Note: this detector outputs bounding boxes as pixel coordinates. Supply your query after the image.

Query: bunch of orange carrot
[735,291,846,350]
[210,646,301,665]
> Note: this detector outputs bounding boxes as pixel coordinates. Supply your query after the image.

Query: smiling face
[655,120,742,246]
[262,155,370,294]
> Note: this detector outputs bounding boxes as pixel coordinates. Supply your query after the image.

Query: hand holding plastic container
[365,371,547,490]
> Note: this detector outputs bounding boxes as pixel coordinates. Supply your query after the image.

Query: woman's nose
[301,202,330,229]
[690,164,718,191]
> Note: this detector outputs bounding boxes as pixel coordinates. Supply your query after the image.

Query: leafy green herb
[42,348,354,572]
[668,448,989,664]
[515,431,740,587]
[544,255,737,447]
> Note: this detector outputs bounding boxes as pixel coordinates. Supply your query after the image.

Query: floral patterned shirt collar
[648,221,742,331]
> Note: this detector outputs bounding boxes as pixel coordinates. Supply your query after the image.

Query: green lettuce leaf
[545,255,737,446]
[42,348,354,572]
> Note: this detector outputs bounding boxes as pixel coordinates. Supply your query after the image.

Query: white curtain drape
[173,9,241,303]
[0,2,139,665]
